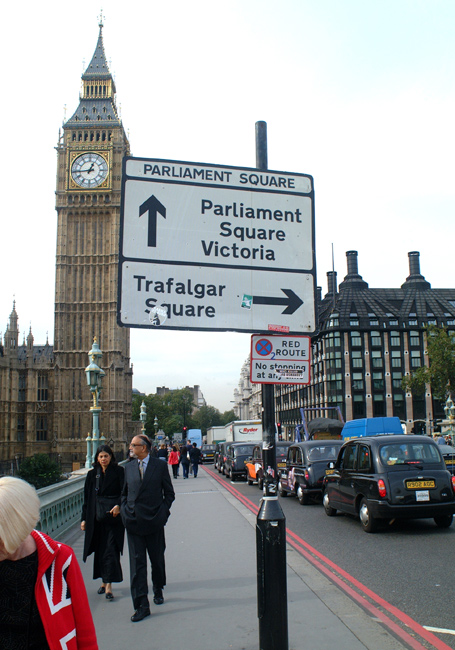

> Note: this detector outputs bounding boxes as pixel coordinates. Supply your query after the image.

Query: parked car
[278,440,343,504]
[439,444,455,475]
[322,435,455,533]
[201,444,216,464]
[224,442,256,481]
[216,441,233,474]
[246,442,293,488]
[214,442,224,469]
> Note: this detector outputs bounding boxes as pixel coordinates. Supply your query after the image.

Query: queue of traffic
[210,416,455,533]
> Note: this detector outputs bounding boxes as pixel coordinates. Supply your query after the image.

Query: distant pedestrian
[180,444,190,479]
[189,442,202,478]
[157,443,168,461]
[186,440,193,474]
[168,445,180,479]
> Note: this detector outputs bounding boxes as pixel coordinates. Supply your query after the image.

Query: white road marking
[424,626,455,636]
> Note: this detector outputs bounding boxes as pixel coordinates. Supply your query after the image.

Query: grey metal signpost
[255,121,288,650]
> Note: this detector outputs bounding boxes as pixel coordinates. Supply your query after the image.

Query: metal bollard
[256,496,288,650]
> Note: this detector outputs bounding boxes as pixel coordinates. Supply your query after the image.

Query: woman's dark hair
[93,444,117,467]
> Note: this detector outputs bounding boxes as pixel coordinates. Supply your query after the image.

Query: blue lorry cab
[341,417,404,441]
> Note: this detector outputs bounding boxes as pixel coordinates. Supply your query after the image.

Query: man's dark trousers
[128,528,166,609]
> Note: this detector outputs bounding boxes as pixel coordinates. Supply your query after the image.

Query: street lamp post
[84,338,105,468]
[140,401,147,434]
[154,415,158,436]
[443,396,455,443]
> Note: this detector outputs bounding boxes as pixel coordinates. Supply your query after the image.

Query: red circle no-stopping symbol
[255,338,273,356]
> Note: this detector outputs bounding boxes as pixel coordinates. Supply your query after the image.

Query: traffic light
[276,422,282,439]
[183,426,188,439]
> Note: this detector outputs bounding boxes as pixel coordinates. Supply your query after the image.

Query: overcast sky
[2,0,455,411]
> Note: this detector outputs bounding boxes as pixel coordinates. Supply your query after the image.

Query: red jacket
[31,530,98,650]
[168,450,180,465]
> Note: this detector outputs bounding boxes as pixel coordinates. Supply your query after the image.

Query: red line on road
[203,466,452,650]
[286,528,452,650]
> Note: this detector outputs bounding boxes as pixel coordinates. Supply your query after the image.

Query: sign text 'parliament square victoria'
[118,158,316,334]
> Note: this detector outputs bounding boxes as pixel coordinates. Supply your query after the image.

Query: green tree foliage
[132,388,196,438]
[132,392,239,438]
[402,325,455,400]
[221,410,237,424]
[18,453,63,489]
[192,405,222,435]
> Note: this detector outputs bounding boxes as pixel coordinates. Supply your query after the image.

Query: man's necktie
[139,459,144,480]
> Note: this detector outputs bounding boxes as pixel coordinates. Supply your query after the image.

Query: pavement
[63,465,410,650]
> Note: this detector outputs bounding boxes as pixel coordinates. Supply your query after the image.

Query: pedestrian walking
[168,445,180,478]
[180,443,190,479]
[121,435,175,622]
[81,445,125,600]
[186,439,193,474]
[189,442,202,478]
[157,443,168,461]
[0,477,98,649]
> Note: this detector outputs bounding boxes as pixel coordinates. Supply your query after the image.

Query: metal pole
[255,120,289,650]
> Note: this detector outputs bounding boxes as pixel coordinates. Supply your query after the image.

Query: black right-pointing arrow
[252,289,303,315]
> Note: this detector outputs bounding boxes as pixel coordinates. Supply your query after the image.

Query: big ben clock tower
[54,19,133,456]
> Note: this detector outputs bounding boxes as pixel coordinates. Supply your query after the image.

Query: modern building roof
[318,251,455,332]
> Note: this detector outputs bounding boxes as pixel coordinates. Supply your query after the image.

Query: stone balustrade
[37,470,88,539]
[37,461,127,540]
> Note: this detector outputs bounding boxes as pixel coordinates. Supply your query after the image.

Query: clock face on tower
[71,152,109,188]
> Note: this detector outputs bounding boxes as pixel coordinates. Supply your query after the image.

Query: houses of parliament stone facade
[0,23,135,470]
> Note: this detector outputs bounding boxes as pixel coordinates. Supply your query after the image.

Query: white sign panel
[118,158,316,334]
[250,334,311,385]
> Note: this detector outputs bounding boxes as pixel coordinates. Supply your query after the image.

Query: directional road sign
[118,157,316,334]
[250,334,311,385]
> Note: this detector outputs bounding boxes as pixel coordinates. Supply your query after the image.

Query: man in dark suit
[121,435,175,622]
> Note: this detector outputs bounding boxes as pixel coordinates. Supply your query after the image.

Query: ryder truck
[224,420,263,442]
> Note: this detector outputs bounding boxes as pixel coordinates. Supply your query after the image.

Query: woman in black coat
[81,445,125,600]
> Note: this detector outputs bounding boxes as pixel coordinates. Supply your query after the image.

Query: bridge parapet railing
[37,462,127,540]
[37,470,88,539]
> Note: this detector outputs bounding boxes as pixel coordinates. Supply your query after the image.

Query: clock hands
[80,162,96,175]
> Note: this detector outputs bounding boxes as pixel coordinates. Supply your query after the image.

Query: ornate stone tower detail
[54,20,133,449]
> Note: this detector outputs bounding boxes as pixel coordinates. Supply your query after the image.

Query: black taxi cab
[439,444,455,475]
[245,441,292,489]
[322,435,455,533]
[277,440,343,504]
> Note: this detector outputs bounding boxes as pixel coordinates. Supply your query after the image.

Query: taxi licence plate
[277,462,286,468]
[406,480,435,489]
[325,469,335,475]
[415,490,430,501]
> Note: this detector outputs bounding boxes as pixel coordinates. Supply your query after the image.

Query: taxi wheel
[434,515,453,528]
[297,485,309,506]
[359,498,377,533]
[323,491,336,516]
[258,477,263,490]
[278,480,287,497]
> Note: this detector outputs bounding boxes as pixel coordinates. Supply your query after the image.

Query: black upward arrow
[253,289,303,315]
[139,195,166,248]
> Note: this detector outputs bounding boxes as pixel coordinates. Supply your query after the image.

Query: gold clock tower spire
[54,22,133,453]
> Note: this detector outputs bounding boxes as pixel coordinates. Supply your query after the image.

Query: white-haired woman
[0,476,98,650]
